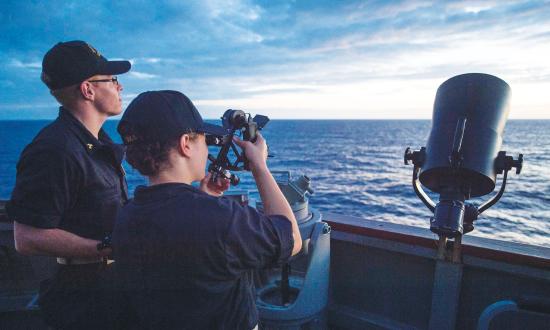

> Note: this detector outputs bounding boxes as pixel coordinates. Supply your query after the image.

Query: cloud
[129,57,178,65]
[143,57,162,63]
[129,71,158,80]
[121,93,140,108]
[242,83,320,94]
[204,0,262,21]
[122,93,139,99]
[194,0,266,43]
[140,57,162,64]
[9,59,41,69]
[2,0,550,119]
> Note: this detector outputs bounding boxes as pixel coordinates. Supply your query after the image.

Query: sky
[1,0,550,119]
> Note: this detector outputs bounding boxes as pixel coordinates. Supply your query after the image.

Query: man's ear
[79,81,94,101]
[178,134,192,157]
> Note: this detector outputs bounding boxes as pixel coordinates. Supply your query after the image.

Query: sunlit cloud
[129,57,179,65]
[129,71,158,80]
[1,0,550,119]
[242,83,320,94]
[9,59,41,69]
[204,0,262,21]
[140,57,162,64]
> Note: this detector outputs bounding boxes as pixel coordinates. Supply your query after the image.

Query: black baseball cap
[118,90,228,145]
[41,40,131,90]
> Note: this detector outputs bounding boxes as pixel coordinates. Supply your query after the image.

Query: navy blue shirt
[7,107,127,239]
[112,183,293,330]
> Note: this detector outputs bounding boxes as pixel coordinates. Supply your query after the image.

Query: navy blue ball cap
[41,40,131,90]
[118,90,228,145]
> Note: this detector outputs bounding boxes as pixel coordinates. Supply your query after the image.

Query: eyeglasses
[87,77,119,85]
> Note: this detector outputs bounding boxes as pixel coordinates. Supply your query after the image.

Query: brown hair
[50,84,81,106]
[124,132,199,177]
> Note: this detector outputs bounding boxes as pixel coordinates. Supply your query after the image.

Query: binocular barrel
[405,73,523,239]
[420,73,511,197]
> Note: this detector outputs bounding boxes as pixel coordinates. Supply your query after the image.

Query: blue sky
[1,0,549,119]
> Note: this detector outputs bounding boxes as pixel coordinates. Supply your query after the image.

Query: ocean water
[1,120,549,247]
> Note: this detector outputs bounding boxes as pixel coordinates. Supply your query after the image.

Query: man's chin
[106,107,123,117]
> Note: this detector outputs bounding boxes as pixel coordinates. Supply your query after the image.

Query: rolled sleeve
[222,199,294,274]
[6,144,81,229]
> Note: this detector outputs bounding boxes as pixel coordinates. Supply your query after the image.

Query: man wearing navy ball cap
[7,40,131,329]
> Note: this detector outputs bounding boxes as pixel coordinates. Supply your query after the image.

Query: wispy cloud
[9,59,41,69]
[129,57,179,65]
[129,71,158,80]
[2,0,550,119]
[139,57,162,64]
[145,57,161,64]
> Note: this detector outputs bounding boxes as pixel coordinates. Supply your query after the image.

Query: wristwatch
[96,234,112,251]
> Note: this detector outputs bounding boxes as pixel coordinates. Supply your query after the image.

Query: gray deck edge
[323,212,550,261]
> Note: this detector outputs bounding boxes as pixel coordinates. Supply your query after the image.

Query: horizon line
[1,118,550,121]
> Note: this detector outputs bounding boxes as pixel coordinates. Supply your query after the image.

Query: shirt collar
[58,107,124,162]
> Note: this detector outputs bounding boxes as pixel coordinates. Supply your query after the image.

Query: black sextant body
[207,109,270,185]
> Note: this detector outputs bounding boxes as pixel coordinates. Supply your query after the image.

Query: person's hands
[233,133,268,172]
[200,172,230,196]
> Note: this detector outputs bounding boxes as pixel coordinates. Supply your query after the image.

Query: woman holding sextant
[112,90,302,330]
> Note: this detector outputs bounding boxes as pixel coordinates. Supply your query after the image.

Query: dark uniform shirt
[7,107,128,239]
[6,107,128,329]
[113,183,294,330]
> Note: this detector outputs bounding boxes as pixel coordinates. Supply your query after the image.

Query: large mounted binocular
[405,73,523,239]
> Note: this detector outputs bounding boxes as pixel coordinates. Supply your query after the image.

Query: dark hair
[50,84,80,106]
[122,130,200,176]
[125,138,180,176]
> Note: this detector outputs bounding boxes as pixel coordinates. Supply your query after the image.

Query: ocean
[1,119,549,247]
